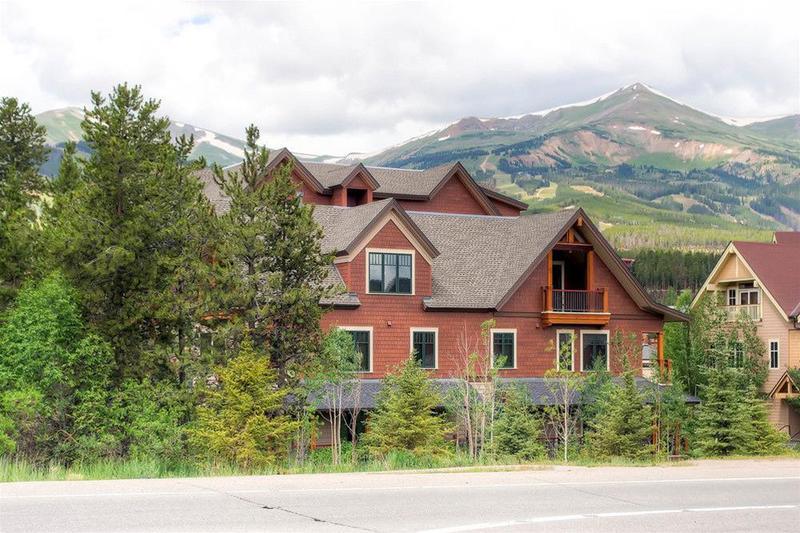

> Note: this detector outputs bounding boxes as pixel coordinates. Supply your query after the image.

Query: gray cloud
[1,0,798,155]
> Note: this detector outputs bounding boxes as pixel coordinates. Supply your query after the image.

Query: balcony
[725,304,761,321]
[541,286,610,327]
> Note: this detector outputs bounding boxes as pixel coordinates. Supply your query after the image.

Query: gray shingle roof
[408,208,579,309]
[300,161,455,196]
[196,167,231,213]
[312,199,395,254]
[310,204,578,310]
[301,162,360,188]
[319,265,361,307]
[195,149,525,213]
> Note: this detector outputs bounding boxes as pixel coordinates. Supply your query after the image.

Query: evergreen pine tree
[212,125,332,385]
[189,335,299,468]
[492,385,546,460]
[44,84,211,378]
[362,357,451,458]
[0,97,49,306]
[734,386,786,455]
[692,367,750,456]
[50,140,82,195]
[585,364,653,459]
[0,97,48,210]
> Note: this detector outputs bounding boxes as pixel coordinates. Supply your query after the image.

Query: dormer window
[368,251,413,294]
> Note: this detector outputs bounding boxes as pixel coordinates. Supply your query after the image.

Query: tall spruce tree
[362,357,451,458]
[212,125,332,385]
[45,84,211,378]
[0,97,49,306]
[693,368,786,456]
[0,97,48,210]
[585,363,653,460]
[50,140,82,195]
[492,385,546,460]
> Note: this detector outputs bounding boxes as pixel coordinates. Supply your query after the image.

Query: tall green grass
[0,450,521,483]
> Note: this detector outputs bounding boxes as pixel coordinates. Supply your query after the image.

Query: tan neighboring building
[693,231,800,439]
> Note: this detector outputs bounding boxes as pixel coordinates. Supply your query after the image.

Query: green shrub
[492,386,546,461]
[362,357,451,458]
[189,336,299,468]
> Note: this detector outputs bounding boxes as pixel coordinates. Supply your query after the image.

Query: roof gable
[313,199,439,262]
[263,148,327,194]
[492,209,685,320]
[425,163,499,215]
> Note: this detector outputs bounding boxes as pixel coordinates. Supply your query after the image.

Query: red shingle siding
[397,176,488,215]
[293,172,330,205]
[492,199,524,216]
[347,173,373,191]
[500,261,548,313]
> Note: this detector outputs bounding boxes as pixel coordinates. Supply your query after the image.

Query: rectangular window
[727,288,736,306]
[411,329,437,369]
[731,341,744,368]
[368,252,412,294]
[344,329,371,372]
[556,330,574,371]
[492,330,516,369]
[581,331,609,371]
[769,340,779,369]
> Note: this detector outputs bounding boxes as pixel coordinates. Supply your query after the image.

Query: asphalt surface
[1,459,798,532]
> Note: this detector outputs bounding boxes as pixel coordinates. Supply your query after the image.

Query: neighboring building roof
[196,166,231,213]
[408,208,577,309]
[773,231,800,246]
[732,238,800,318]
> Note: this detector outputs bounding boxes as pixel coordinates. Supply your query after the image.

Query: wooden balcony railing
[725,304,761,321]
[543,287,608,313]
[541,287,609,326]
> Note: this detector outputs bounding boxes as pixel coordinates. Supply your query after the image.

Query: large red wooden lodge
[198,149,686,415]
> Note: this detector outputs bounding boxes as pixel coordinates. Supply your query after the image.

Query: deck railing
[543,287,607,313]
[725,304,761,321]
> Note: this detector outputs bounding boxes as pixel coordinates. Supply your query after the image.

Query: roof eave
[479,186,528,210]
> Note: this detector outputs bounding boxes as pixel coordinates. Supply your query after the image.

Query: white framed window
[556,329,575,371]
[410,328,438,369]
[339,326,373,373]
[769,340,779,369]
[730,341,744,368]
[727,288,736,306]
[580,330,610,372]
[490,328,517,369]
[366,248,415,295]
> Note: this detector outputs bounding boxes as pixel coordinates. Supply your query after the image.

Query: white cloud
[1,0,798,155]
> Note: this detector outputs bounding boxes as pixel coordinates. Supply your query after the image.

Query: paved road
[1,459,799,532]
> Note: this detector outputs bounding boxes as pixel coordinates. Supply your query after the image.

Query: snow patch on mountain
[194,129,244,158]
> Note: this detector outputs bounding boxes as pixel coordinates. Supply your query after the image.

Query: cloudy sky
[1,0,798,155]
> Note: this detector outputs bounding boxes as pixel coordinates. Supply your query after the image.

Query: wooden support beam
[586,250,594,291]
[657,330,665,375]
[602,287,608,313]
[546,251,553,311]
